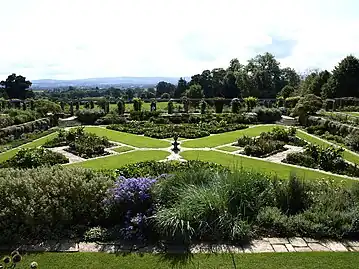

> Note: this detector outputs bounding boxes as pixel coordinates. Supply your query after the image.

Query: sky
[1,0,359,80]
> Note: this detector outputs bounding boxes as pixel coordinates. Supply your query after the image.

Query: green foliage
[34,99,62,116]
[0,147,68,168]
[95,111,127,125]
[167,100,174,114]
[132,98,143,112]
[278,85,295,99]
[293,94,323,116]
[322,55,359,98]
[200,99,207,114]
[284,96,301,108]
[0,109,39,128]
[0,118,51,140]
[150,100,156,112]
[76,109,105,125]
[161,93,170,100]
[115,160,229,178]
[346,134,359,151]
[44,127,111,158]
[231,98,241,113]
[0,166,112,243]
[243,139,285,157]
[252,107,282,123]
[117,99,125,115]
[0,73,33,99]
[108,122,248,139]
[185,84,204,99]
[244,96,258,111]
[214,97,224,113]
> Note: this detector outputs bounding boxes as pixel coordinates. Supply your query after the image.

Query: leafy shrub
[133,98,143,112]
[0,148,68,168]
[214,97,224,113]
[115,160,229,178]
[117,99,125,115]
[283,152,316,168]
[129,111,160,121]
[231,98,241,113]
[0,166,112,243]
[284,96,301,108]
[243,139,285,157]
[76,109,105,125]
[200,99,207,114]
[167,100,174,114]
[0,118,51,140]
[252,107,282,123]
[34,99,62,116]
[95,111,127,125]
[244,96,258,111]
[346,134,359,151]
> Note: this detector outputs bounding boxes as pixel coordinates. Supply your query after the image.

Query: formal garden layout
[3,54,359,268]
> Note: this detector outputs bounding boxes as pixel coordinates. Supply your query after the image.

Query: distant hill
[31,77,189,89]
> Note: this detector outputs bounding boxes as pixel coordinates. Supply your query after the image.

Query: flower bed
[283,144,359,177]
[44,127,113,158]
[234,127,306,158]
[107,122,248,139]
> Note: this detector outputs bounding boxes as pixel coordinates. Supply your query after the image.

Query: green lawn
[181,125,278,148]
[11,252,359,269]
[70,150,169,169]
[297,130,359,164]
[216,145,239,152]
[84,127,170,148]
[181,150,353,183]
[112,146,135,153]
[0,132,58,163]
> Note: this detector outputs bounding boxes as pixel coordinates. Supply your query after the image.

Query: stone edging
[6,237,359,253]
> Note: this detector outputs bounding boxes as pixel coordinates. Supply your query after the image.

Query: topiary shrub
[214,97,224,113]
[200,99,207,114]
[133,98,143,112]
[117,99,125,115]
[231,98,241,113]
[244,96,258,111]
[76,109,105,125]
[167,100,174,114]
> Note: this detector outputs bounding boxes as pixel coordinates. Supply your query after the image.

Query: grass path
[181,125,278,148]
[0,132,58,163]
[297,130,359,164]
[13,252,359,269]
[84,127,170,148]
[69,150,170,169]
[181,150,353,183]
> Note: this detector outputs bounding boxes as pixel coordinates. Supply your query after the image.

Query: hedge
[0,118,52,139]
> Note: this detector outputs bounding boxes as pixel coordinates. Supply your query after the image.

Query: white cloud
[0,0,358,79]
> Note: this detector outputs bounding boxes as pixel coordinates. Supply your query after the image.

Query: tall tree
[174,77,188,98]
[211,68,226,97]
[280,67,301,88]
[185,84,204,99]
[322,55,359,98]
[0,73,32,99]
[156,81,176,97]
[223,71,240,98]
[246,53,282,98]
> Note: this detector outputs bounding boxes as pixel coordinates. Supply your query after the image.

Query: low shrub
[243,139,285,157]
[0,118,52,140]
[283,152,317,168]
[0,148,69,168]
[76,109,105,125]
[252,107,282,123]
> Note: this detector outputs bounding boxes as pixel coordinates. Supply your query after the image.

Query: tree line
[2,52,359,101]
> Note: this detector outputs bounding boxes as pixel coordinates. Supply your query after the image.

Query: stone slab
[308,243,330,252]
[285,244,295,252]
[322,240,348,252]
[57,242,78,252]
[268,238,289,245]
[250,240,274,253]
[304,237,319,243]
[343,240,359,247]
[272,244,288,252]
[78,243,102,252]
[289,237,307,247]
[294,247,312,252]
[349,246,359,252]
[101,244,116,253]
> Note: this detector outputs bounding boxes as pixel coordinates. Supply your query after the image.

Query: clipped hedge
[0,118,51,140]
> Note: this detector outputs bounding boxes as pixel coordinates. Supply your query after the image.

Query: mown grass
[0,132,58,162]
[216,145,239,152]
[180,150,354,183]
[84,127,170,148]
[181,125,278,148]
[11,252,359,269]
[297,130,359,165]
[112,146,135,153]
[69,150,169,169]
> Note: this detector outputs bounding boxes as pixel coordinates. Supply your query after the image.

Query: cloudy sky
[1,0,359,80]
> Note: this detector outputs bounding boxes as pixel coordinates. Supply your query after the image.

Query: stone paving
[10,238,359,253]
